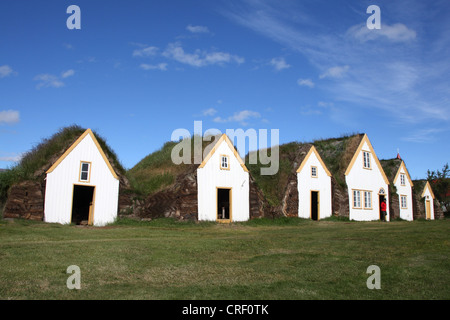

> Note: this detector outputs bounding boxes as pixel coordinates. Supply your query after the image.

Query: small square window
[80,162,90,182]
[311,166,317,177]
[220,155,229,170]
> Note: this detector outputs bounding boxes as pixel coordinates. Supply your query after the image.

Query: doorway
[379,195,385,221]
[311,191,319,221]
[426,200,431,219]
[71,185,95,225]
[217,188,231,222]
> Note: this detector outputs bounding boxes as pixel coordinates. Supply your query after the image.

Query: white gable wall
[422,186,435,220]
[44,134,119,226]
[197,140,249,222]
[297,151,332,219]
[394,165,414,221]
[346,140,389,221]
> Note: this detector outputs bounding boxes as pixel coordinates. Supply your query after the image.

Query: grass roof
[127,134,223,196]
[380,158,403,183]
[0,125,125,203]
[245,133,364,207]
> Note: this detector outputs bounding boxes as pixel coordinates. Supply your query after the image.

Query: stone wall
[3,181,45,221]
[331,178,349,218]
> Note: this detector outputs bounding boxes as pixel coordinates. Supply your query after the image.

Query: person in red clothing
[380,198,387,221]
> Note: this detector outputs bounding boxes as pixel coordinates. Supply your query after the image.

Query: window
[401,195,407,209]
[311,166,317,178]
[353,190,361,208]
[220,155,229,170]
[353,190,372,209]
[364,191,372,209]
[400,174,406,186]
[363,151,371,169]
[79,162,91,182]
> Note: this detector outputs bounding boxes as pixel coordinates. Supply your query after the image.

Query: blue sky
[0,0,449,179]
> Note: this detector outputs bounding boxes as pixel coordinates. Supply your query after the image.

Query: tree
[427,163,450,214]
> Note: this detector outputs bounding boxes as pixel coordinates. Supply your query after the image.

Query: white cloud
[34,70,74,89]
[213,110,261,126]
[186,25,210,34]
[347,23,416,43]
[297,78,315,88]
[0,152,23,162]
[0,65,14,78]
[222,1,450,123]
[319,65,350,79]
[270,57,291,71]
[140,63,168,71]
[61,69,75,78]
[133,46,159,57]
[34,74,64,89]
[318,101,334,108]
[0,110,20,124]
[163,43,244,67]
[203,108,218,116]
[401,128,448,143]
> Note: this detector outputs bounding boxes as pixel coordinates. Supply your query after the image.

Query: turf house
[295,145,332,220]
[126,133,267,222]
[2,126,128,226]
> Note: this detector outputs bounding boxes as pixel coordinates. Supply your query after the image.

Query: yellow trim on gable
[46,129,119,180]
[344,134,389,185]
[198,134,249,172]
[393,161,414,187]
[296,145,332,177]
[421,181,435,200]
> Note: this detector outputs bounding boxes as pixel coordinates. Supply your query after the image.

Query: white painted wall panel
[345,141,389,221]
[394,166,414,221]
[197,140,249,222]
[422,187,435,220]
[44,134,119,226]
[297,152,332,219]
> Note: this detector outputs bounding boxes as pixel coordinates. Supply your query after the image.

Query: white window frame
[220,155,229,170]
[364,191,372,209]
[401,195,407,209]
[353,190,361,209]
[400,174,406,186]
[363,151,371,169]
[79,161,91,182]
[311,166,317,178]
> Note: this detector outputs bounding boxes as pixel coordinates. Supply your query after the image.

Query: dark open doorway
[311,191,319,221]
[71,185,95,225]
[217,188,231,221]
[379,195,385,221]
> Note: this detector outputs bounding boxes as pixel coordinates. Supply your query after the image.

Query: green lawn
[0,217,449,300]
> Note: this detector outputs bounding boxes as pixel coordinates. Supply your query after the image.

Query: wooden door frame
[425,200,431,220]
[70,184,96,225]
[216,187,232,223]
[310,190,320,221]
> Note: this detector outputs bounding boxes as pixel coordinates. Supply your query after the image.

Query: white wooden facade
[345,134,390,221]
[296,146,332,220]
[393,161,414,221]
[421,181,435,220]
[44,129,120,226]
[197,134,250,222]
